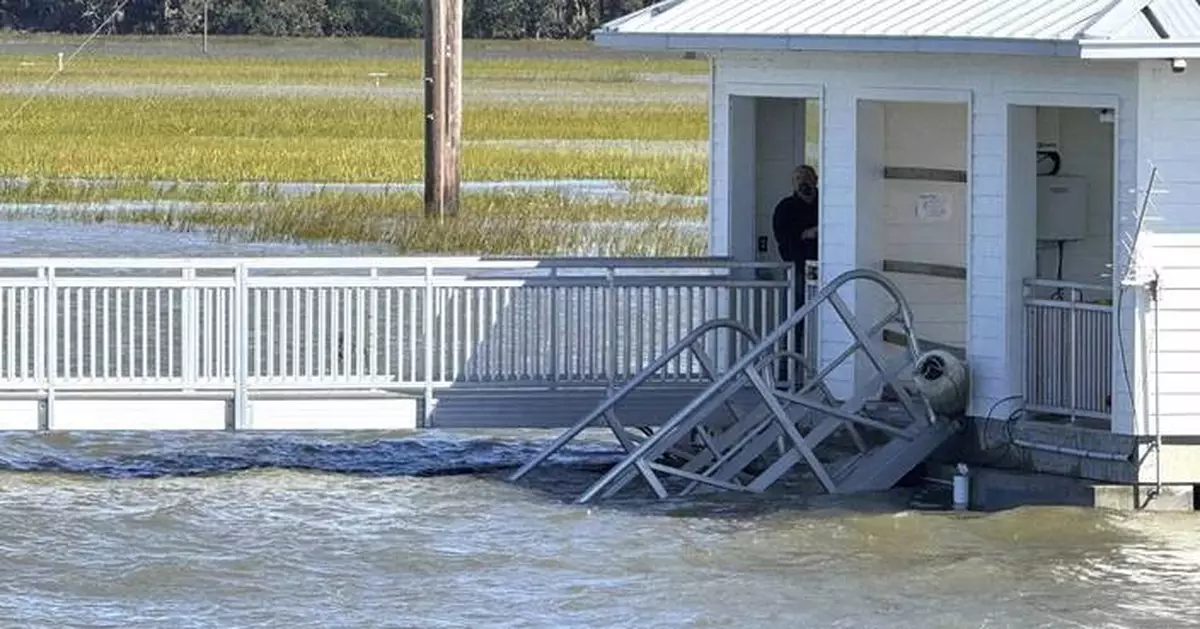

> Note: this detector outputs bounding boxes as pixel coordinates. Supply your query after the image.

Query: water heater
[1036,175,1088,241]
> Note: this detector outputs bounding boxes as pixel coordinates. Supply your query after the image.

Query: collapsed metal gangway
[509,268,962,504]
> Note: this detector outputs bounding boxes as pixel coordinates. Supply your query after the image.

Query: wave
[0,432,626,480]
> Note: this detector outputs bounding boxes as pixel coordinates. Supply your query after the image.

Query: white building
[595,0,1200,452]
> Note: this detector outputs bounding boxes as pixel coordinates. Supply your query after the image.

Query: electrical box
[1037,175,1089,241]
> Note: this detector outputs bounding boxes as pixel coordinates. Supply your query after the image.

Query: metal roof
[1109,0,1200,37]
[595,0,1200,59]
[604,0,1116,40]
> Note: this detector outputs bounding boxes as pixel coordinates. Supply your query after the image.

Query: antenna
[1119,164,1164,288]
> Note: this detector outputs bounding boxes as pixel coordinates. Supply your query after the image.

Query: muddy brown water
[1,429,1199,629]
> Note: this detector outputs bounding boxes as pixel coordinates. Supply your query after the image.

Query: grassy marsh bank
[0,35,711,254]
[0,186,706,256]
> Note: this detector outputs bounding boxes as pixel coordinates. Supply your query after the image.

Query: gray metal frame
[511,268,958,504]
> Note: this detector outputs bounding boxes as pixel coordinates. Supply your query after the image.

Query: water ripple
[0,431,624,480]
[0,432,1198,628]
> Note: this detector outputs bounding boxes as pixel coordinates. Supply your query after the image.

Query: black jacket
[772,190,819,263]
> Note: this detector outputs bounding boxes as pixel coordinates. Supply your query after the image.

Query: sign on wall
[916,192,952,221]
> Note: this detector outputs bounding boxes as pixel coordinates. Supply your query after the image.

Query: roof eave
[592,32,1082,57]
[1079,39,1200,59]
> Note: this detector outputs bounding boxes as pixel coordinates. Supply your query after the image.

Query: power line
[0,0,132,133]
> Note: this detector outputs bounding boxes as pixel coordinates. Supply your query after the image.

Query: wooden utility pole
[203,1,209,55]
[445,0,462,218]
[424,0,462,220]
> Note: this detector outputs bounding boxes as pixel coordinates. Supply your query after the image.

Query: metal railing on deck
[0,257,792,401]
[1023,278,1113,422]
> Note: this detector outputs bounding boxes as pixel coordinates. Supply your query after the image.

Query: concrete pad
[927,463,1197,512]
[1092,484,1195,512]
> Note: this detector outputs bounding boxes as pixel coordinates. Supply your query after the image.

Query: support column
[811,87,861,400]
[1002,105,1039,417]
[853,100,887,395]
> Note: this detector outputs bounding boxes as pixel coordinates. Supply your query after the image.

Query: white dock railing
[1023,278,1113,422]
[0,257,793,426]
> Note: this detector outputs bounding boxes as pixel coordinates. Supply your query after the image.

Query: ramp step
[833,419,961,493]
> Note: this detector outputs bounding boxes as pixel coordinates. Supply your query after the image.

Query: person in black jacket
[772,165,819,385]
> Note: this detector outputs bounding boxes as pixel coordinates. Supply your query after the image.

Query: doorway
[726,95,822,369]
[752,97,821,268]
[1010,104,1116,421]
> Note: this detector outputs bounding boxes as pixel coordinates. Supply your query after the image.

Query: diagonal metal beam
[745,366,837,493]
[827,292,930,424]
[748,415,846,492]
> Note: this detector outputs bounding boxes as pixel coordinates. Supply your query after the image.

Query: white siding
[1135,63,1200,436]
[711,51,1139,416]
[1007,106,1039,415]
[882,102,969,349]
[854,100,888,393]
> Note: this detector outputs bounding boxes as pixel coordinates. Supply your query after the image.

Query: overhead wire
[0,0,133,134]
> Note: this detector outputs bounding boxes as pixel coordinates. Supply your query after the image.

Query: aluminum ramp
[509,268,964,504]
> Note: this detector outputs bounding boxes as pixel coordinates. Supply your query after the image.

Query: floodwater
[0,174,708,205]
[1,430,1199,629]
[1,221,1199,629]
[0,216,389,258]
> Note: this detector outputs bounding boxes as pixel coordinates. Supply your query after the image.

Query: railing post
[181,267,197,390]
[785,262,796,388]
[41,266,55,431]
[1021,280,1030,408]
[549,267,559,388]
[423,263,435,427]
[233,263,249,430]
[805,260,821,379]
[606,265,617,393]
[1068,287,1079,424]
[368,267,379,378]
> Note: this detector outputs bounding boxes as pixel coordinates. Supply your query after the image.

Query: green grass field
[0,94,708,193]
[0,35,712,255]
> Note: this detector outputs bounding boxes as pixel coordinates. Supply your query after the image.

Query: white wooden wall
[710,51,1139,419]
[1133,62,1200,436]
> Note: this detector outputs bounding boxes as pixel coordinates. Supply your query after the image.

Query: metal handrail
[1023,278,1109,293]
[574,268,932,503]
[508,317,762,481]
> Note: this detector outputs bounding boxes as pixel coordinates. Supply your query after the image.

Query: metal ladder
[510,268,960,503]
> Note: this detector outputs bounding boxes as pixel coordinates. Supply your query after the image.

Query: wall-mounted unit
[1037,175,1088,241]
[1036,107,1061,153]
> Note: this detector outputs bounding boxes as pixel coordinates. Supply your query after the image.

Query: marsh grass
[0,188,707,256]
[0,36,710,254]
[0,53,706,85]
[0,94,708,194]
[2,94,706,140]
